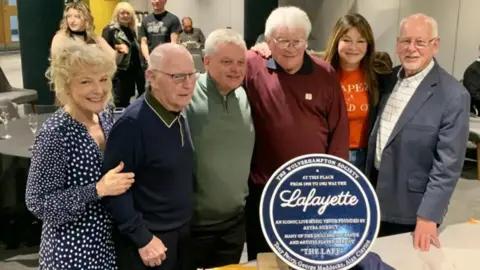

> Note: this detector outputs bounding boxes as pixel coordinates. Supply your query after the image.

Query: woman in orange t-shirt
[323,14,393,172]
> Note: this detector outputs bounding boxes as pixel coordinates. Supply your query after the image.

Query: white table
[243,223,480,269]
[370,222,480,270]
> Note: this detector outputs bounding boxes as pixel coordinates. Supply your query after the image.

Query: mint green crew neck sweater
[185,73,255,226]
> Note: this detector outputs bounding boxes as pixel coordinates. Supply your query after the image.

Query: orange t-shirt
[338,68,369,149]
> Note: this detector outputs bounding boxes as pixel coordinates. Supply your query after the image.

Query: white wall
[454,0,480,79]
[128,0,244,38]
[355,0,400,65]
[279,0,480,79]
[128,0,480,79]
[128,0,149,12]
[397,0,461,75]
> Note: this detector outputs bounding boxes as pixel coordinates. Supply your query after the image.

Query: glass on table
[0,105,11,140]
[28,113,38,135]
[26,104,38,150]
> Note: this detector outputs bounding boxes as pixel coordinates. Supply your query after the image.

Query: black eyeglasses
[155,70,200,83]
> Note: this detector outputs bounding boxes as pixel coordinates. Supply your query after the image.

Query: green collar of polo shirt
[145,89,179,127]
[205,72,237,99]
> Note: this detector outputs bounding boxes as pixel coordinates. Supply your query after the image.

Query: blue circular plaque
[260,154,380,270]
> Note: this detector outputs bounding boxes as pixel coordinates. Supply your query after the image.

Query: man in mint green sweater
[184,28,254,268]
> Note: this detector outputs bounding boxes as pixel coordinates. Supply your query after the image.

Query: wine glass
[0,105,11,140]
[28,113,38,135]
[28,113,38,150]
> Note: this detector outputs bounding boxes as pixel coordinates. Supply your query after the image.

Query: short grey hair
[264,6,311,39]
[204,28,247,56]
[399,13,438,38]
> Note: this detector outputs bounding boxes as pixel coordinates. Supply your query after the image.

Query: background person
[102,2,146,108]
[139,0,182,60]
[462,45,480,115]
[178,17,205,48]
[51,2,121,59]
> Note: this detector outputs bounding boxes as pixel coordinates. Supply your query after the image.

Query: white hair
[399,13,438,38]
[264,6,311,38]
[204,28,247,56]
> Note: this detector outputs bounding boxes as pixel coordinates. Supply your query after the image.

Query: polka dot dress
[26,107,116,270]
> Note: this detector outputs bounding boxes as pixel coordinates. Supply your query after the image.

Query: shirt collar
[266,52,313,74]
[144,89,180,128]
[397,59,434,84]
[204,72,237,97]
[476,57,480,62]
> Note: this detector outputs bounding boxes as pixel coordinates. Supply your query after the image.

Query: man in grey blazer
[366,13,470,252]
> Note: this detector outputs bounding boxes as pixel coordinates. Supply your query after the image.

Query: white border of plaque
[260,154,380,270]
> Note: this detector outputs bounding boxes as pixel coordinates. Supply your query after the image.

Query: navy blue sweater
[102,93,194,248]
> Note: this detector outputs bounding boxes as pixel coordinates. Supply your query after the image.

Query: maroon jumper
[244,51,349,185]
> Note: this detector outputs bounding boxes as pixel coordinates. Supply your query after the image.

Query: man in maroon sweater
[244,6,349,260]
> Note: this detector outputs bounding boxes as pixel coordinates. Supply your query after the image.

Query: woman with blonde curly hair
[51,2,126,60]
[102,1,146,107]
[25,42,134,269]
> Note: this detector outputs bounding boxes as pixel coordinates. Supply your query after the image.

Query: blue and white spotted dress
[26,108,116,270]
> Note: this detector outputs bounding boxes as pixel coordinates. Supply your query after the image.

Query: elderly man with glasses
[366,13,470,252]
[103,43,198,270]
[243,6,349,260]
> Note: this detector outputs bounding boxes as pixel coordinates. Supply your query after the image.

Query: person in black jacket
[102,2,146,108]
[462,48,480,115]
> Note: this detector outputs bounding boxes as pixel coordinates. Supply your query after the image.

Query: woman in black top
[102,2,146,108]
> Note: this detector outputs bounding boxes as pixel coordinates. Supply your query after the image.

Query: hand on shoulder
[250,42,271,58]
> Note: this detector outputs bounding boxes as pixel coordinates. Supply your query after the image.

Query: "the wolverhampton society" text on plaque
[260,154,380,270]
